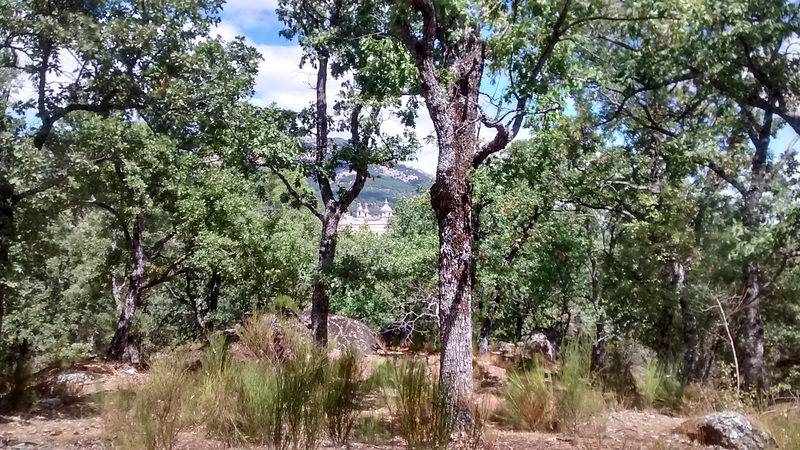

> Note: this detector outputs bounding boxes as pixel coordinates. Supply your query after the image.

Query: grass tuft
[103,354,194,450]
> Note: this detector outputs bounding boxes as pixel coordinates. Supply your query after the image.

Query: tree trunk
[673,259,700,383]
[656,305,674,361]
[431,174,474,429]
[311,207,341,346]
[590,255,606,371]
[738,115,769,392]
[741,259,764,391]
[424,28,484,428]
[0,180,13,342]
[108,215,145,361]
[477,317,491,356]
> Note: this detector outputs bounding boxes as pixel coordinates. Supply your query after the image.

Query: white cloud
[220,0,280,29]
[214,20,449,175]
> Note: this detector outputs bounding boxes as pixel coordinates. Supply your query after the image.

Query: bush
[237,310,300,365]
[393,359,449,449]
[237,342,327,450]
[501,335,606,433]
[502,363,555,431]
[759,405,800,450]
[355,414,390,444]
[324,347,365,445]
[635,359,684,410]
[197,330,367,450]
[195,334,243,443]
[103,355,194,450]
[555,335,606,432]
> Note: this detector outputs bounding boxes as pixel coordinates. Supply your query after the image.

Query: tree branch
[707,161,747,198]
[86,198,131,244]
[269,165,323,221]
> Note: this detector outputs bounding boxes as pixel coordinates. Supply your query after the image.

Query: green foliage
[355,414,391,445]
[557,336,607,431]
[323,347,365,445]
[636,360,684,410]
[502,362,556,431]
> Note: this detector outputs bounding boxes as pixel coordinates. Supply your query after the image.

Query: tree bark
[477,316,491,356]
[0,180,13,342]
[739,110,769,392]
[673,259,700,383]
[426,28,484,429]
[741,258,764,391]
[589,255,606,371]
[108,215,145,361]
[311,206,341,346]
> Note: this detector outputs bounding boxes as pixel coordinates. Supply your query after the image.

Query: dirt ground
[0,359,711,449]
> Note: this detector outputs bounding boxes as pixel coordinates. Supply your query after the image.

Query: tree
[592,0,800,389]
[0,0,253,343]
[385,0,640,427]
[269,0,417,346]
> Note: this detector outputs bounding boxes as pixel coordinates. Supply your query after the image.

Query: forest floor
[0,358,718,449]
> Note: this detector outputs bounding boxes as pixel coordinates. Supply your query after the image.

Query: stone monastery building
[338,199,393,234]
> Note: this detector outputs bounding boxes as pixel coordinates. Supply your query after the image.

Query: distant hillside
[309,164,431,213]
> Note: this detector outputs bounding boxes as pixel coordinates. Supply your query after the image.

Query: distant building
[338,199,393,234]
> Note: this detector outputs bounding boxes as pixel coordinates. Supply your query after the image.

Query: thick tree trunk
[424,29,484,429]
[673,259,700,383]
[108,215,145,361]
[311,208,341,346]
[739,121,768,391]
[431,175,474,429]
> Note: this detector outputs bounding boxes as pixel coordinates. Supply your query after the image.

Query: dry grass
[103,354,194,450]
[501,335,607,433]
[757,403,800,450]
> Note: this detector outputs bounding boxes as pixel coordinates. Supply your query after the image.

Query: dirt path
[492,411,704,450]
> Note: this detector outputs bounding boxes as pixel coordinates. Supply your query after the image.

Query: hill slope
[308,164,431,213]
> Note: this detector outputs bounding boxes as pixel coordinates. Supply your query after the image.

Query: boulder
[274,312,379,356]
[326,315,379,355]
[677,411,775,450]
[516,332,557,361]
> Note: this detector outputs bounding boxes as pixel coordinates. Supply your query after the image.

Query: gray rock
[40,397,63,408]
[326,315,379,355]
[679,411,775,450]
[516,332,557,361]
[55,373,91,384]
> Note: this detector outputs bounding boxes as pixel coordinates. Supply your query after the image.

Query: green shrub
[759,406,800,450]
[238,342,327,450]
[502,363,555,431]
[502,335,606,433]
[196,334,243,443]
[104,355,194,450]
[324,347,365,445]
[393,359,449,449]
[636,359,684,410]
[557,335,606,431]
[355,414,390,444]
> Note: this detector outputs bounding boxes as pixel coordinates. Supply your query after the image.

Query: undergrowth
[502,334,606,433]
[104,316,367,449]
